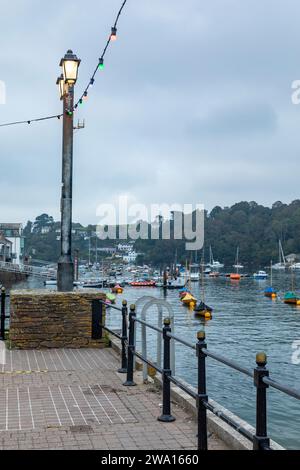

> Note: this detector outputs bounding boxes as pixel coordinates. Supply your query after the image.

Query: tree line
[23,200,300,268]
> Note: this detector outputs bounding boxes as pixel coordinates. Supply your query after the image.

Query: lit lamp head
[56,74,66,100]
[60,49,81,85]
[111,27,117,41]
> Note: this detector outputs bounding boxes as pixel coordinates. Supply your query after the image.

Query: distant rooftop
[0,223,22,229]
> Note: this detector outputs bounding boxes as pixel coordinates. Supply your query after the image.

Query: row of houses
[95,243,139,264]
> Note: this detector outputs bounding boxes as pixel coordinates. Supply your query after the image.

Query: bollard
[253,352,270,450]
[158,318,176,422]
[196,331,208,450]
[118,300,128,374]
[0,288,6,341]
[123,305,136,387]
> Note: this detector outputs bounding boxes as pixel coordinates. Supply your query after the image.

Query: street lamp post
[57,50,80,292]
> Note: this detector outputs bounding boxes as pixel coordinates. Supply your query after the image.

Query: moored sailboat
[264,262,277,298]
[273,241,286,270]
[194,263,213,320]
[284,269,300,305]
[207,246,224,269]
[230,247,243,280]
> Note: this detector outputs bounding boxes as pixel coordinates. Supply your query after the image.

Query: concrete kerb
[109,336,285,451]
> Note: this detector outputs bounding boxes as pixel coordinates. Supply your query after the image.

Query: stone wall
[9,289,107,349]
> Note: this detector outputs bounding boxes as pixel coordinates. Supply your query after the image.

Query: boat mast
[270,260,273,287]
[280,240,286,267]
[236,247,239,274]
[201,259,205,303]
[210,246,214,266]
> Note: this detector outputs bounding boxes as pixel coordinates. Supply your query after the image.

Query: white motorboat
[253,270,268,280]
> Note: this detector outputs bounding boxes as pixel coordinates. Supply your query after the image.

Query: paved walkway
[0,348,228,450]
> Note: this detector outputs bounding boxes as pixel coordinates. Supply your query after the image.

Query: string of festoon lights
[0,0,128,128]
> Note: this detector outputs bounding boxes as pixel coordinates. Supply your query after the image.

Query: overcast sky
[0,0,300,226]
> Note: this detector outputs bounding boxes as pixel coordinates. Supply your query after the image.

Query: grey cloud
[0,0,300,226]
[186,103,278,139]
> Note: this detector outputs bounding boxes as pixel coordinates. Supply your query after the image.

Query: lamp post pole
[57,50,80,292]
[57,85,74,292]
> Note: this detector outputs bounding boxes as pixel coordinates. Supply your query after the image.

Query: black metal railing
[0,288,10,340]
[92,299,128,374]
[95,300,300,451]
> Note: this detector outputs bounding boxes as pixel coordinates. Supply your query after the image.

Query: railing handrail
[263,376,300,401]
[204,349,253,378]
[99,299,123,313]
[134,316,163,334]
[98,298,299,450]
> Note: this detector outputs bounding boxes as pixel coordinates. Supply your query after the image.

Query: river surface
[7,272,300,449]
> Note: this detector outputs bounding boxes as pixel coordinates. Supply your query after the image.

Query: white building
[41,226,51,235]
[0,234,12,261]
[117,243,134,252]
[0,224,24,264]
[123,251,138,264]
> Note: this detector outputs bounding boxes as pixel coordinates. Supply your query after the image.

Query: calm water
[8,272,300,449]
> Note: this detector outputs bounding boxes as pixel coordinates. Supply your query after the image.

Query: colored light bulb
[111,27,117,41]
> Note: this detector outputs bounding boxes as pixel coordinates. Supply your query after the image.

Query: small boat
[130,280,156,287]
[207,246,224,269]
[209,272,220,278]
[111,284,124,294]
[193,263,213,319]
[284,291,300,305]
[264,261,277,298]
[181,293,197,306]
[264,287,277,299]
[253,270,268,280]
[82,280,105,288]
[230,247,243,280]
[194,301,213,320]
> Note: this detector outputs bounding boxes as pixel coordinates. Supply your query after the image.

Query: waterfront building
[0,233,12,261]
[123,251,138,264]
[0,223,24,264]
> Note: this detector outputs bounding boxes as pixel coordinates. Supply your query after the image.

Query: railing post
[0,288,6,341]
[123,305,136,387]
[253,352,270,450]
[196,331,208,451]
[158,318,176,422]
[118,300,128,374]
[156,305,163,369]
